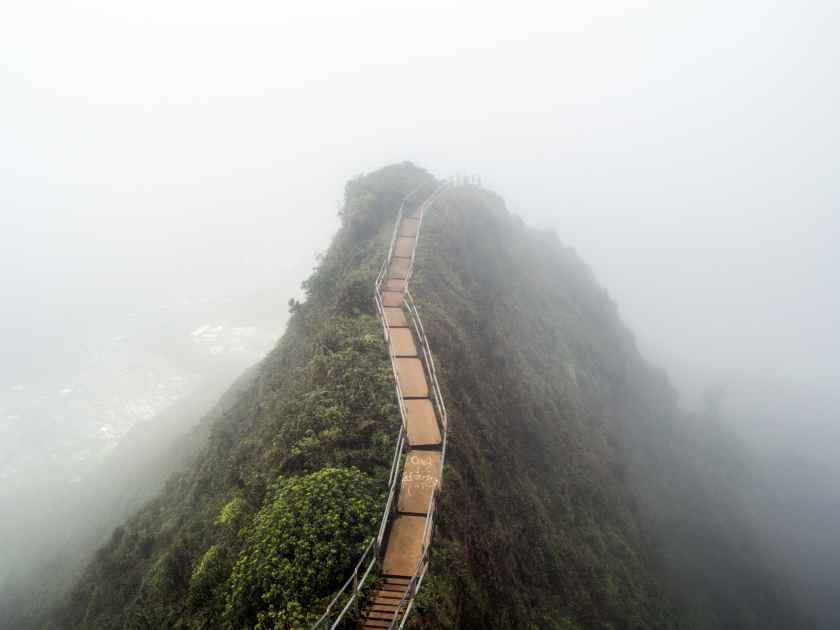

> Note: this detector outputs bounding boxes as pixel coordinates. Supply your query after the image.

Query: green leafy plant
[223,467,382,629]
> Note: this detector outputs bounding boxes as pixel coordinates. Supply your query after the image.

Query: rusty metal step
[382,291,404,307]
[368,602,400,613]
[394,236,415,258]
[389,257,410,279]
[390,328,418,357]
[382,514,426,576]
[367,591,404,603]
[359,586,408,630]
[384,307,408,327]
[404,398,441,447]
[364,609,401,622]
[398,450,441,514]
[369,596,402,611]
[383,576,410,585]
[385,279,406,292]
[398,218,419,237]
[394,358,428,398]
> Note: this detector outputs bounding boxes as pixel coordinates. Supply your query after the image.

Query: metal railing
[383,486,440,629]
[311,176,459,629]
[377,184,451,630]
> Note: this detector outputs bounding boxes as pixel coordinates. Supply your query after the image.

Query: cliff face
[48,164,801,630]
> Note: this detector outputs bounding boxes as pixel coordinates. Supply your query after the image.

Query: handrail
[312,174,469,629]
[404,290,449,494]
[376,182,451,629]
[310,181,437,630]
[310,535,376,628]
[386,487,439,629]
[374,181,428,298]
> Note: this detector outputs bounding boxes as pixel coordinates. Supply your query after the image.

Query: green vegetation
[224,468,381,629]
[402,185,802,629]
[45,163,803,629]
[46,163,434,630]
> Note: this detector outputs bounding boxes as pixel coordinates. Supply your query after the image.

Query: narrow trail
[359,187,448,628]
[312,180,458,630]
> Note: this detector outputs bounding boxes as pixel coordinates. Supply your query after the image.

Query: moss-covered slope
[404,186,802,630]
[48,164,802,630]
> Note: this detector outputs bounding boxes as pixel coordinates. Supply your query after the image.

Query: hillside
[403,184,803,629]
[45,163,803,629]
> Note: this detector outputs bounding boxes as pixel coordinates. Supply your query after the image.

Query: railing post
[353,569,359,616]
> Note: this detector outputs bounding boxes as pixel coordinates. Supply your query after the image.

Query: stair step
[375,593,406,601]
[369,603,400,613]
[369,603,402,614]
[389,257,410,279]
[375,592,406,602]
[382,291,404,307]
[398,450,441,514]
[359,582,409,630]
[383,576,411,584]
[393,358,428,399]
[398,218,419,237]
[384,307,408,327]
[371,592,404,604]
[394,236,415,258]
[364,609,400,622]
[390,328,418,357]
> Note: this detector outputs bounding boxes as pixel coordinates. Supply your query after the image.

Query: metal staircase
[311,180,454,630]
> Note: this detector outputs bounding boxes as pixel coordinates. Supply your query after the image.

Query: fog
[2,0,838,626]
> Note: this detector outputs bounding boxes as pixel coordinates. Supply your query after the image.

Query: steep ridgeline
[47,163,804,630]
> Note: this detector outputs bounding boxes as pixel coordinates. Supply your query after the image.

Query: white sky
[1,0,838,391]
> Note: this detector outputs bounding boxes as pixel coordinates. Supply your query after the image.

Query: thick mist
[2,1,838,627]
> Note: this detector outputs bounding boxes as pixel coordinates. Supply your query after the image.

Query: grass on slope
[402,186,802,630]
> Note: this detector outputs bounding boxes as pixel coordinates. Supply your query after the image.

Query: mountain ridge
[42,163,803,629]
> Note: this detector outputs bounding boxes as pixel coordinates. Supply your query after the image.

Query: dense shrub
[223,467,381,629]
